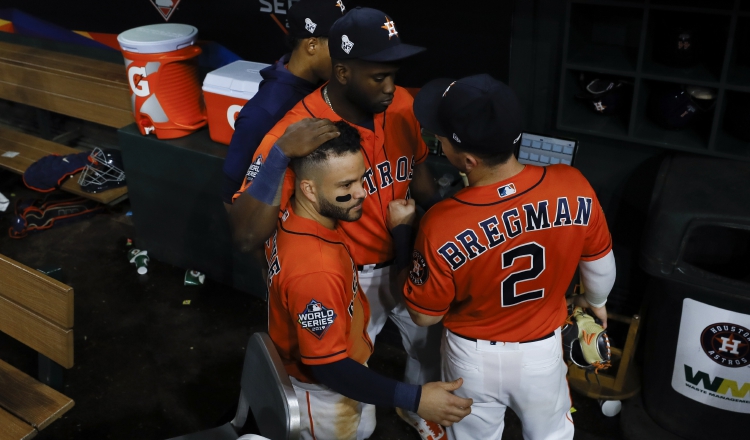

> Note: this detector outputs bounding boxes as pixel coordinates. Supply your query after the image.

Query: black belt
[356,259,395,271]
[450,329,555,344]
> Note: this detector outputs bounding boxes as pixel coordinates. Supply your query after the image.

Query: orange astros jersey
[266,204,373,384]
[234,85,429,265]
[404,164,612,342]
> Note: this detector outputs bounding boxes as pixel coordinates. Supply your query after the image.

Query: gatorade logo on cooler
[227,105,243,130]
[201,60,269,144]
[128,66,151,97]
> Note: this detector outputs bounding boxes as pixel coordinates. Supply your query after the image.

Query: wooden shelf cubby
[560,0,750,159]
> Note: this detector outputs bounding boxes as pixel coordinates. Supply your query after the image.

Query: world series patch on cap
[329,7,425,62]
[287,0,347,38]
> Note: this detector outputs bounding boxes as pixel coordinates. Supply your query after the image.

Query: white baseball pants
[442,328,574,440]
[357,264,443,434]
[358,264,443,385]
[291,377,376,440]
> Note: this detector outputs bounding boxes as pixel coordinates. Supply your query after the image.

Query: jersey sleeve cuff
[394,382,421,413]
[404,294,450,316]
[580,236,613,261]
[301,350,348,366]
[414,150,429,165]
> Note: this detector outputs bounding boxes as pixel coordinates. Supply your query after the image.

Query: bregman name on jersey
[438,196,593,271]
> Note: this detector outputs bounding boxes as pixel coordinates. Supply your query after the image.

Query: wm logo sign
[685,365,750,398]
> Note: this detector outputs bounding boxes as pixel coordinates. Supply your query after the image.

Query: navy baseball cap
[648,84,697,130]
[329,7,425,62]
[414,74,523,155]
[287,0,347,38]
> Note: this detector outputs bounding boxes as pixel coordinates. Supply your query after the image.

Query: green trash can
[640,155,750,439]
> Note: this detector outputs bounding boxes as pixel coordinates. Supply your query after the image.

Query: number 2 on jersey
[501,242,546,307]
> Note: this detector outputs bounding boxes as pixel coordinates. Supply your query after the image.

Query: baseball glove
[561,306,611,373]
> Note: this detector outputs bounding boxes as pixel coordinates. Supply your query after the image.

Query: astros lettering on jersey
[266,205,373,384]
[404,164,612,342]
[234,85,429,265]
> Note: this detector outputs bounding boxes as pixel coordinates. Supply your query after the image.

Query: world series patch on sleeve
[298,299,337,339]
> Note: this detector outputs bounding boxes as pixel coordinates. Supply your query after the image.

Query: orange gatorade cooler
[202,60,270,145]
[117,24,207,139]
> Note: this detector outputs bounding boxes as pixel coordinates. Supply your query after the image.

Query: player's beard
[319,196,363,222]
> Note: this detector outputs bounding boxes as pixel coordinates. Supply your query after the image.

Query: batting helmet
[575,73,630,116]
[648,84,716,130]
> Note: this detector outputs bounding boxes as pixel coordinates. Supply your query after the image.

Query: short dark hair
[292,121,362,177]
[285,34,302,50]
[286,35,328,51]
[452,143,515,167]
[331,57,402,70]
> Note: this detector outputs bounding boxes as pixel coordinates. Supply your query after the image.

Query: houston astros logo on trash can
[700,322,750,368]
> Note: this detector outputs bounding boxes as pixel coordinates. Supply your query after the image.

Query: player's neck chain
[323,86,335,113]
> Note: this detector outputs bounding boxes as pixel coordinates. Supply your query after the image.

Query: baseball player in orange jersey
[231,7,446,439]
[391,74,617,439]
[267,121,471,440]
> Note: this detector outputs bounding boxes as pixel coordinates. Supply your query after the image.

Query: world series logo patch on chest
[298,299,337,339]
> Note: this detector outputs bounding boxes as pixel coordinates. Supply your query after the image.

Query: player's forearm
[410,162,440,211]
[230,197,280,252]
[578,250,616,308]
[229,145,289,252]
[310,357,421,412]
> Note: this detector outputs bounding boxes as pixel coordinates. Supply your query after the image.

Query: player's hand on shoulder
[387,198,416,231]
[417,378,473,427]
[276,118,340,158]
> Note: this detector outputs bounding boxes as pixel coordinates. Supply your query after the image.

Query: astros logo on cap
[336,0,345,13]
[381,16,398,39]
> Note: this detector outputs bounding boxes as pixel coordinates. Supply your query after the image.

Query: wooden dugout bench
[0,38,132,205]
[0,127,128,205]
[0,39,132,129]
[0,254,75,440]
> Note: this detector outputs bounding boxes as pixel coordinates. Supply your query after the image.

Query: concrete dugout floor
[0,173,623,439]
